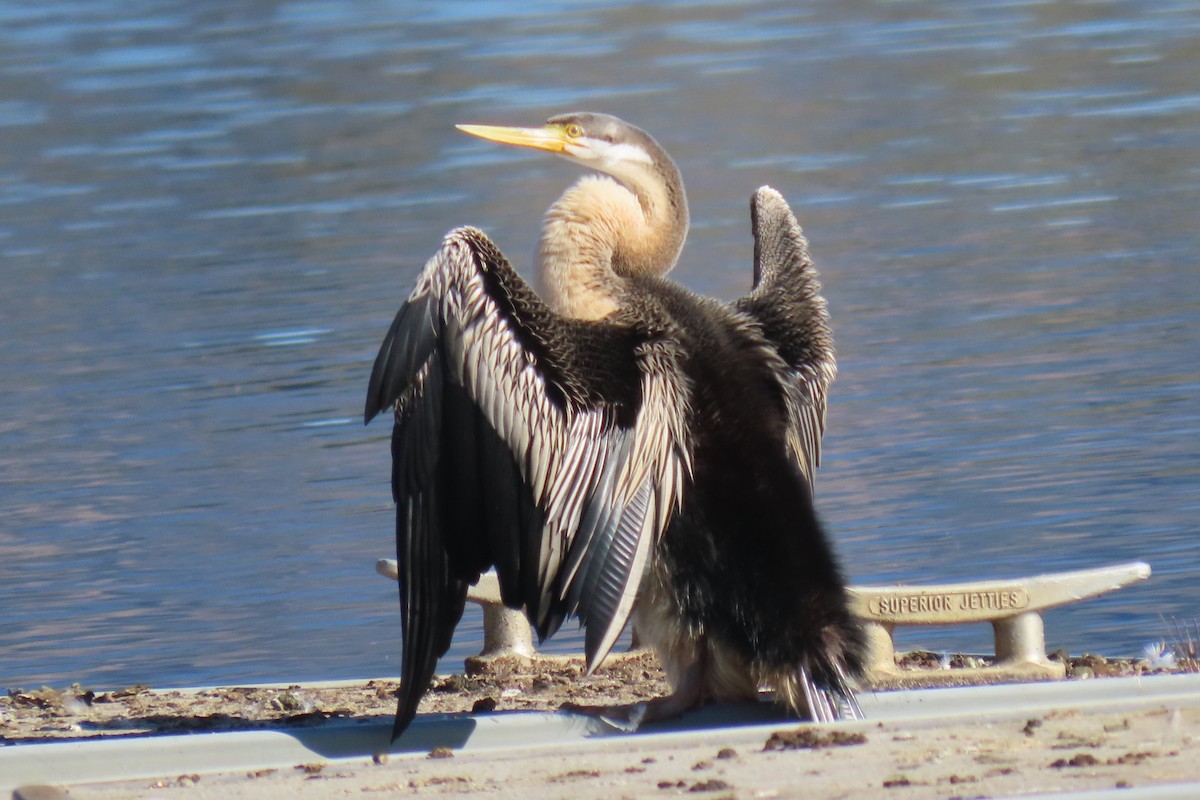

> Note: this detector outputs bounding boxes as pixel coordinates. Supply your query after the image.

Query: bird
[364,112,864,740]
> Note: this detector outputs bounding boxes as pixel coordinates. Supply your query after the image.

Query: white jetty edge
[377,559,1152,686]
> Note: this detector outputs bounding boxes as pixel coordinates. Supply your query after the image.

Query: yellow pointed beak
[455,123,570,154]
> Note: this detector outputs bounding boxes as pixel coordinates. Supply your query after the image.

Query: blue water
[1,0,1198,691]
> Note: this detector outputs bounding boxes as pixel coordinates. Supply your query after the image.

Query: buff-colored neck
[536,173,687,321]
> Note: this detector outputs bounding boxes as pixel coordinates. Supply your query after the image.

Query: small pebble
[472,696,498,713]
[689,778,732,792]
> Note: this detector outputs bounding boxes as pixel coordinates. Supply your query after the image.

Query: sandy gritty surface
[3,652,666,743]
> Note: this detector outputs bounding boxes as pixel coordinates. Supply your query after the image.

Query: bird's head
[456,112,673,196]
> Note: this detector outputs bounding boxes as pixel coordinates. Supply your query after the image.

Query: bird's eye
[564,123,584,139]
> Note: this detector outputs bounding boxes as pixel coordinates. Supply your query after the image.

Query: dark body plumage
[633,278,861,705]
[365,113,863,740]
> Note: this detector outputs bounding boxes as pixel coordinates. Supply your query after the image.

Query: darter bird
[364,112,864,740]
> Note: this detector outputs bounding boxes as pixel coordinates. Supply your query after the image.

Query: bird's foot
[560,651,711,731]
[560,689,703,732]
[559,700,644,731]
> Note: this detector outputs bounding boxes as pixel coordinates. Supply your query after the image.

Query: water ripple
[1,0,1196,691]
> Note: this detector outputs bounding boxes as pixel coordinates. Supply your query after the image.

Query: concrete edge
[3,673,1199,793]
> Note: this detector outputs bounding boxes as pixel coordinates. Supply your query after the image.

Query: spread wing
[364,227,690,739]
[735,186,836,488]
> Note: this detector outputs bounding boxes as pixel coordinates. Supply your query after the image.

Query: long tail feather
[777,662,863,723]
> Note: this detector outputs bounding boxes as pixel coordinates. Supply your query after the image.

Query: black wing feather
[366,228,689,739]
[736,186,836,487]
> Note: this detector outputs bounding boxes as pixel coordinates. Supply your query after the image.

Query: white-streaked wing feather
[368,227,690,683]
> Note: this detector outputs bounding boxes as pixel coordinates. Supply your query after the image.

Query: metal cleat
[375,561,534,661]
[848,561,1151,688]
[376,558,1151,687]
